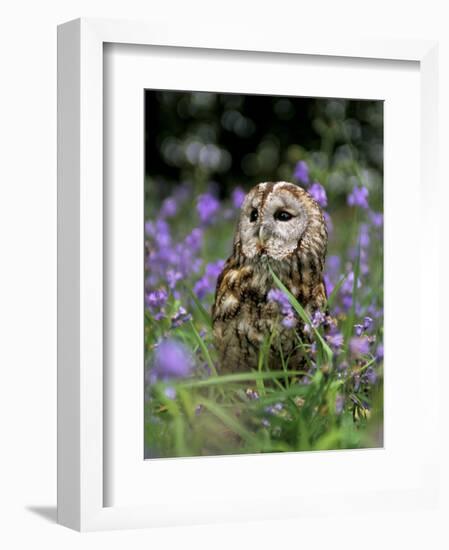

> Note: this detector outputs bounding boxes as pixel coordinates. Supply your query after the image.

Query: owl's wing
[211,255,237,321]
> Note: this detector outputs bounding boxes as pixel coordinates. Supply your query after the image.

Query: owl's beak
[258,225,268,245]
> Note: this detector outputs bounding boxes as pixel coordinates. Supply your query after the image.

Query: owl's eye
[274,210,293,222]
[249,208,258,222]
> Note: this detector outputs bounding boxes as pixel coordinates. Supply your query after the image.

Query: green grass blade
[269,266,333,364]
[256,332,276,396]
[175,369,310,389]
[185,285,212,327]
[326,274,347,309]
[189,320,217,376]
[200,399,258,444]
[155,387,188,456]
[278,339,290,389]
[256,336,268,397]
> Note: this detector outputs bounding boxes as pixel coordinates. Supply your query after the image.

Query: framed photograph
[58,18,440,531]
[142,89,384,461]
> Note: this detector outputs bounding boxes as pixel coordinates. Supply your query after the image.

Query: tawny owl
[212,181,328,373]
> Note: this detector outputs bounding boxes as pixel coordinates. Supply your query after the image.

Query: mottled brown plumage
[212,181,327,373]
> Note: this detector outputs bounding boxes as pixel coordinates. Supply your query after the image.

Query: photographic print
[144,91,383,459]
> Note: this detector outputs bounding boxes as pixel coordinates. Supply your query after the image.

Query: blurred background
[144,91,383,207]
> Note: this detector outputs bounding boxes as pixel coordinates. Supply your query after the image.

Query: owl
[212,181,328,373]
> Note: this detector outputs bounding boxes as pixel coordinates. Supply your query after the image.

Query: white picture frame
[57,17,440,531]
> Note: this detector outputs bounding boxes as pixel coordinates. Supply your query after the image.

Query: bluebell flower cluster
[145,159,383,425]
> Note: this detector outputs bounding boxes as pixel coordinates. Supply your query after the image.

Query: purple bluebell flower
[144,220,153,237]
[265,403,283,415]
[364,367,377,385]
[245,388,259,400]
[205,260,225,279]
[354,315,373,336]
[339,269,363,312]
[160,197,178,218]
[341,271,362,296]
[324,274,334,297]
[267,288,296,328]
[261,418,271,428]
[146,218,204,288]
[231,187,246,209]
[359,223,370,249]
[341,294,353,311]
[359,248,370,277]
[184,228,203,252]
[171,306,192,328]
[197,193,220,224]
[326,331,344,350]
[327,255,341,275]
[146,228,203,283]
[146,288,168,310]
[312,310,326,327]
[376,344,384,361]
[304,310,326,334]
[293,160,309,184]
[194,259,225,299]
[324,255,340,295]
[150,339,194,382]
[193,277,211,300]
[267,289,291,314]
[145,288,168,320]
[145,219,172,247]
[323,211,333,234]
[308,182,327,208]
[369,211,384,227]
[366,303,383,320]
[164,386,177,400]
[347,186,369,209]
[282,313,296,329]
[166,270,183,291]
[349,336,370,357]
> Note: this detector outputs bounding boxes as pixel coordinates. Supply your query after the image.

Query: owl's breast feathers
[212,249,327,372]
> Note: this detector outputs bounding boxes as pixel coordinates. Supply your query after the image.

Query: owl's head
[235,181,327,262]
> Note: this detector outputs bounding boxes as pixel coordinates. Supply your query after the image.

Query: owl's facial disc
[238,182,309,261]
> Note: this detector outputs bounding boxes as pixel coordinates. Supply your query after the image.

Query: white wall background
[0,1,448,548]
